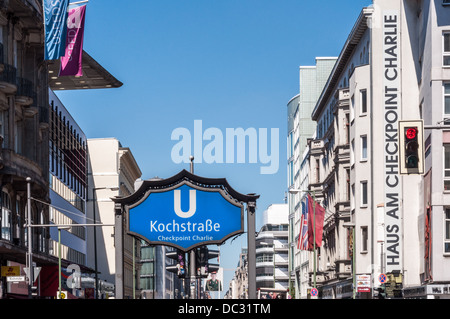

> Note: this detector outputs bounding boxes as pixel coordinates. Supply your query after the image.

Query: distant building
[224,248,248,299]
[256,204,289,294]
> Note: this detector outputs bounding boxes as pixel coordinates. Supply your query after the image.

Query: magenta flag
[59,5,86,77]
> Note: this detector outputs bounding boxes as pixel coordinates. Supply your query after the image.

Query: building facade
[292,0,450,299]
[287,58,336,299]
[87,138,142,299]
[44,89,90,298]
[0,0,51,299]
[256,204,289,295]
[224,248,248,299]
[0,0,123,299]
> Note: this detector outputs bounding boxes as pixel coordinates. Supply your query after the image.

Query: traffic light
[196,246,220,278]
[166,249,186,278]
[399,120,424,175]
[405,126,419,168]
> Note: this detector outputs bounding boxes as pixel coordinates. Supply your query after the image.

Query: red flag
[307,194,325,250]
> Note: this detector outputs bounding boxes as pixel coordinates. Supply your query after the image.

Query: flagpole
[312,191,316,290]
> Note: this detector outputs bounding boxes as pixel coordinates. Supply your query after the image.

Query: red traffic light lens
[406,127,417,139]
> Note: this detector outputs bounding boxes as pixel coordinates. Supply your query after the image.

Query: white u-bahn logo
[174,189,197,218]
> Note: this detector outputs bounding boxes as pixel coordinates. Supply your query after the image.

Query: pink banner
[59,5,86,77]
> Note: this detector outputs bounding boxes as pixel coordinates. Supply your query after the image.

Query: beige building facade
[87,138,142,299]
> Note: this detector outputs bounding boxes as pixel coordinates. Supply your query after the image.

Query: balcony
[310,139,325,151]
[274,255,289,266]
[335,259,352,279]
[255,246,273,254]
[338,88,350,103]
[39,105,49,130]
[16,77,35,107]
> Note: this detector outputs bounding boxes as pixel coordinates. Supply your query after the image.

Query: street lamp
[26,177,33,299]
[288,188,318,293]
[58,225,71,298]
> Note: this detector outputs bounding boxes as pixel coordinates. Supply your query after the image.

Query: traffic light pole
[189,249,197,299]
[247,200,257,299]
[188,157,198,299]
[26,178,34,299]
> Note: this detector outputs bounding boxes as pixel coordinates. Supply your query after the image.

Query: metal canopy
[112,169,260,206]
[48,51,123,91]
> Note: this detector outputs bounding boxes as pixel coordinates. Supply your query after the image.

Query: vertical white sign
[383,10,402,273]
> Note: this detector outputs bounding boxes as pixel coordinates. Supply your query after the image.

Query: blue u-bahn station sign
[114,170,259,251]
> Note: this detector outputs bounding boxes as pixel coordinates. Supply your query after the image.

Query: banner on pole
[307,194,325,250]
[44,0,70,60]
[59,5,87,76]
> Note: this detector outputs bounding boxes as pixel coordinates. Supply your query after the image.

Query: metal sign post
[26,177,34,299]
[247,199,257,299]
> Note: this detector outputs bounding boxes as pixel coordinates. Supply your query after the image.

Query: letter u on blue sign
[174,189,196,218]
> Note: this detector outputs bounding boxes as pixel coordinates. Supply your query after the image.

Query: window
[289,161,294,186]
[444,32,450,66]
[351,185,355,210]
[14,120,22,155]
[256,254,273,263]
[316,159,320,183]
[288,132,293,158]
[361,181,368,206]
[445,209,450,253]
[361,226,368,253]
[0,111,3,140]
[350,95,355,123]
[445,83,450,115]
[1,191,11,240]
[445,145,450,190]
[346,169,351,201]
[361,135,368,160]
[360,89,367,114]
[351,139,355,166]
[444,0,450,5]
[345,114,350,144]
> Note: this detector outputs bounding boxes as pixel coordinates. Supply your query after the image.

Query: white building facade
[256,204,289,295]
[87,138,142,298]
[48,90,88,278]
[290,0,450,299]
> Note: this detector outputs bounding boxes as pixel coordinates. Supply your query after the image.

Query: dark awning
[48,51,123,91]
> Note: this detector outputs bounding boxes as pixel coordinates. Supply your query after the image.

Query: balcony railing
[0,64,17,85]
[16,77,34,98]
[39,105,49,124]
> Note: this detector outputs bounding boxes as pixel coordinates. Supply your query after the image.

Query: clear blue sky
[56,0,371,298]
